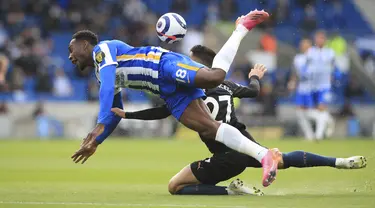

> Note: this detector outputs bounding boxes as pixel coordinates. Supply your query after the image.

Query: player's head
[299,38,312,53]
[189,45,216,68]
[314,30,326,48]
[69,30,98,70]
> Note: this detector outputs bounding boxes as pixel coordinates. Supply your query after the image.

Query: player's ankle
[233,24,248,40]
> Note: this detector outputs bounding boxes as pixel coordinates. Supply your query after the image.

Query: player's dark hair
[72,30,99,46]
[190,45,216,67]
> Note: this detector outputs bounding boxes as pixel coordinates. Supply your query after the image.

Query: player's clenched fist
[248,64,267,80]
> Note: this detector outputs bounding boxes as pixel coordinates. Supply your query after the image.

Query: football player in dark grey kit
[112,45,367,196]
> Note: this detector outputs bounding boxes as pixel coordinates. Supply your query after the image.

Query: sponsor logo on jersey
[95,51,105,64]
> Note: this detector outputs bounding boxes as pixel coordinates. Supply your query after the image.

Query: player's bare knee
[168,180,186,195]
[168,179,179,195]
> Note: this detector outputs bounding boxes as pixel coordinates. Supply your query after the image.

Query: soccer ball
[156,13,187,44]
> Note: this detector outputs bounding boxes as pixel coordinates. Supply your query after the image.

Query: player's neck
[87,45,95,67]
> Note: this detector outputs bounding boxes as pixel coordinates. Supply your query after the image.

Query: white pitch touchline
[0,201,248,208]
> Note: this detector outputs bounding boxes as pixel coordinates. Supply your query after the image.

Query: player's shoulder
[323,47,335,56]
[294,53,307,66]
[294,53,306,61]
[94,40,133,53]
[223,80,244,91]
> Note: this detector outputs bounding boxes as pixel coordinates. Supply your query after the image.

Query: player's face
[314,33,326,48]
[300,39,311,53]
[68,39,92,71]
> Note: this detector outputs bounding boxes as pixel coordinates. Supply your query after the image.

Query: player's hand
[249,64,267,80]
[71,124,104,164]
[111,108,126,118]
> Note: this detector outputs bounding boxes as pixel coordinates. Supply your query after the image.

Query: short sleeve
[93,42,118,71]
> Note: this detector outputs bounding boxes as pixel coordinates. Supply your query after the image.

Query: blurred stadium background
[0,0,375,140]
[0,1,375,207]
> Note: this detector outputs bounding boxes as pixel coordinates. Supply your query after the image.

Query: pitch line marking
[0,201,248,208]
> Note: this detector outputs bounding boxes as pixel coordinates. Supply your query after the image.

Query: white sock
[215,123,268,162]
[315,111,329,140]
[226,188,236,195]
[212,24,248,73]
[327,113,334,125]
[296,109,314,140]
[307,109,319,121]
[335,158,344,167]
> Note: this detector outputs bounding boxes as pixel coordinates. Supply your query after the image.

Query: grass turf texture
[0,139,374,208]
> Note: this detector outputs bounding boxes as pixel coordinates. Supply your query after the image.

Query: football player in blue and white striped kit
[291,38,315,140]
[69,10,281,187]
[305,30,336,140]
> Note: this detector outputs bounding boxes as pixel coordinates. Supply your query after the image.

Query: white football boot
[227,178,264,196]
[335,156,367,169]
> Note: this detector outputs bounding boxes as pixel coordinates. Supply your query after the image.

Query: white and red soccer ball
[156,13,187,44]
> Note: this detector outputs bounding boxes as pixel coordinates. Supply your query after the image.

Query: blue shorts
[295,92,313,108]
[312,89,331,106]
[159,52,206,120]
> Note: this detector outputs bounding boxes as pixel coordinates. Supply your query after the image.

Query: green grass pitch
[0,138,374,208]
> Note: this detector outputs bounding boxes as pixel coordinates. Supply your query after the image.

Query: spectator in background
[87,77,99,101]
[4,1,25,37]
[206,1,219,25]
[123,0,148,22]
[180,26,204,55]
[171,0,190,15]
[260,29,277,54]
[0,102,8,115]
[301,5,317,34]
[219,0,237,21]
[345,77,364,100]
[32,102,49,138]
[0,24,8,49]
[270,0,289,25]
[53,68,72,97]
[0,54,9,91]
[327,32,347,56]
[297,0,316,8]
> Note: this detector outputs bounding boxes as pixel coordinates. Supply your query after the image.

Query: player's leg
[161,10,269,89]
[314,89,332,140]
[195,10,269,89]
[295,93,314,140]
[245,147,367,170]
[178,98,280,187]
[279,151,367,169]
[232,123,366,170]
[169,153,263,195]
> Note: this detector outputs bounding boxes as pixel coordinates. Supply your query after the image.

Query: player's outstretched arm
[231,64,266,98]
[111,105,171,120]
[71,65,121,164]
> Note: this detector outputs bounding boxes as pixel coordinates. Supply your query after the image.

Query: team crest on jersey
[95,51,105,64]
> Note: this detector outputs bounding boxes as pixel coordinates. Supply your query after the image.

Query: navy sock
[282,151,336,168]
[175,184,228,195]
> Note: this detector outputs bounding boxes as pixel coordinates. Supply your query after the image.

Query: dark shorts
[191,129,264,185]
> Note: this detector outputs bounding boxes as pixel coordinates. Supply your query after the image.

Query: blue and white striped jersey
[293,53,314,94]
[93,40,169,95]
[305,46,335,91]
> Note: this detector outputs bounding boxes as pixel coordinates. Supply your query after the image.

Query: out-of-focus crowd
[0,0,371,106]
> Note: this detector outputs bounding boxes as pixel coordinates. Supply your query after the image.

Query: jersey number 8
[176,69,187,79]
